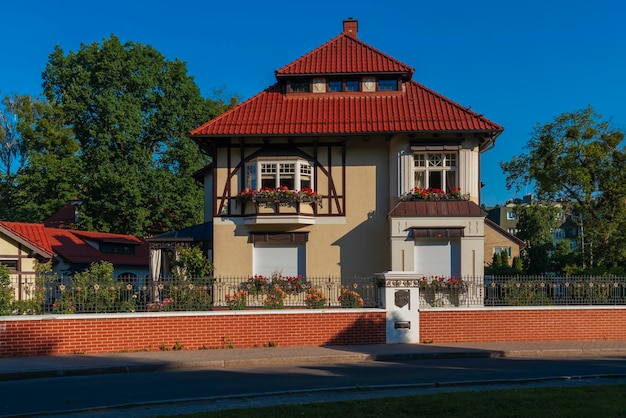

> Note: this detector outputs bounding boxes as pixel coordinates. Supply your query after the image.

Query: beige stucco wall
[211,139,390,278]
[0,234,38,274]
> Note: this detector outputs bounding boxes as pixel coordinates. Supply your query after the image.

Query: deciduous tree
[41,35,234,236]
[501,106,626,269]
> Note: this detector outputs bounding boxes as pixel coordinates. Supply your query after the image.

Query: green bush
[0,264,14,315]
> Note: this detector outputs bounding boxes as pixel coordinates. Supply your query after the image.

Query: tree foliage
[501,106,626,269]
[513,204,560,274]
[34,35,235,236]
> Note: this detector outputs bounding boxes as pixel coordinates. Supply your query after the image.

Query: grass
[163,384,626,417]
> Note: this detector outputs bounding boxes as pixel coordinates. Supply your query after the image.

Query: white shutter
[253,243,305,277]
[414,239,460,277]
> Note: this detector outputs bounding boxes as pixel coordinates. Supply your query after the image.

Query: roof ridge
[275,33,414,76]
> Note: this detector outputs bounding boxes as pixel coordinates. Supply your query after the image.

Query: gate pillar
[375,271,423,344]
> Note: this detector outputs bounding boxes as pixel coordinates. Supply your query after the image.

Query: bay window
[245,158,313,191]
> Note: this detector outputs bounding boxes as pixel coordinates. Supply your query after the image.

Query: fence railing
[483,275,626,307]
[7,274,626,314]
[6,274,379,314]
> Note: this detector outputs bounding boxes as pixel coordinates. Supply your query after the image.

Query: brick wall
[420,308,626,342]
[2,308,625,357]
[0,310,386,356]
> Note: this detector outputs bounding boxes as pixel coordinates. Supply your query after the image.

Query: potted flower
[237,186,322,214]
[404,187,468,201]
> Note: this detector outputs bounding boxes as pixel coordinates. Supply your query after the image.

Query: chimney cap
[343,18,358,38]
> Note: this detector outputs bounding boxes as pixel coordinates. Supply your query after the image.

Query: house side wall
[0,234,38,274]
[389,216,485,277]
[484,224,522,266]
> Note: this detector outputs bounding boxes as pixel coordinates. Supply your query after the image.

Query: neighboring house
[484,218,525,266]
[0,221,150,297]
[487,196,581,253]
[169,19,502,280]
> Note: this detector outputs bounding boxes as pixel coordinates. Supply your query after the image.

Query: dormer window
[328,79,342,92]
[345,79,360,91]
[379,78,398,91]
[290,80,310,92]
[100,243,135,254]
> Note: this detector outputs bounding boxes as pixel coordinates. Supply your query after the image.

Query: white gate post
[375,271,423,344]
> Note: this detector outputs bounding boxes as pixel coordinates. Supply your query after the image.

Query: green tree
[41,35,235,236]
[501,106,626,269]
[11,97,80,222]
[514,204,560,274]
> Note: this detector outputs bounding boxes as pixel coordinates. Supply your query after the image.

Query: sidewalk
[2,340,626,381]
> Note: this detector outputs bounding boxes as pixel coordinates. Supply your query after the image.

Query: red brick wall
[0,310,386,356]
[3,308,625,357]
[420,308,626,342]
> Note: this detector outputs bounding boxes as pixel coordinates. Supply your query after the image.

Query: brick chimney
[343,18,358,38]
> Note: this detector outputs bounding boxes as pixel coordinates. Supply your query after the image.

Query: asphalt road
[3,355,626,417]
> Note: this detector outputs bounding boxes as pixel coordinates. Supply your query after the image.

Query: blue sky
[2,0,624,206]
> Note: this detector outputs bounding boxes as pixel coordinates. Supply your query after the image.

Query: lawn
[165,384,626,417]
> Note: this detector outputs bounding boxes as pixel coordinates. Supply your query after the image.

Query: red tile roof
[0,221,148,266]
[0,221,53,257]
[275,32,414,76]
[388,201,486,217]
[191,26,502,139]
[191,81,502,137]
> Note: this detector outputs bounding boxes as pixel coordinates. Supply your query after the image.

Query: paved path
[3,340,626,381]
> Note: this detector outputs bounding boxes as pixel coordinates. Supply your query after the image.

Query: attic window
[290,81,310,93]
[379,78,398,91]
[100,243,135,255]
[328,79,342,92]
[345,79,360,91]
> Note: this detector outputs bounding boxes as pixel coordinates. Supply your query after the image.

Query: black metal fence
[483,275,626,307]
[7,274,626,314]
[7,274,379,314]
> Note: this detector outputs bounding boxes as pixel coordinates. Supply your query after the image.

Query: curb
[2,347,626,382]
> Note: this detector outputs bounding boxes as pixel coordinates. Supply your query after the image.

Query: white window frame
[506,211,517,220]
[413,152,458,191]
[245,157,313,191]
[493,247,512,257]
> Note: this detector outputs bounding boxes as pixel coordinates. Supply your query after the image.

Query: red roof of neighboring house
[0,221,148,266]
[191,21,502,139]
[0,221,54,257]
[43,201,79,229]
[388,201,486,217]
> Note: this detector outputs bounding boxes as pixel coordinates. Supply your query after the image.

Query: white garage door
[414,239,460,277]
[253,243,305,277]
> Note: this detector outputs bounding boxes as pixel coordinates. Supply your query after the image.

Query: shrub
[225,290,248,310]
[305,288,327,309]
[0,264,14,315]
[338,287,364,308]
